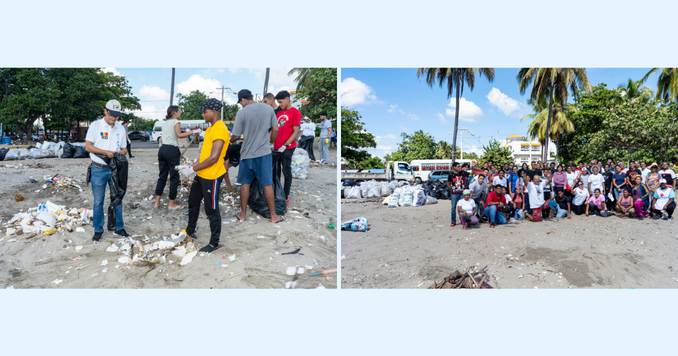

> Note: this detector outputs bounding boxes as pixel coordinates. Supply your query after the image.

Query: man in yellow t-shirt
[185,98,230,253]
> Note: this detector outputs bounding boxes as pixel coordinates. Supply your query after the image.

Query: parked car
[128,130,150,141]
[428,170,452,182]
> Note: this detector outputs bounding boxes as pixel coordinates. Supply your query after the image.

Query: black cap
[201,98,222,113]
[274,90,291,100]
[237,89,253,103]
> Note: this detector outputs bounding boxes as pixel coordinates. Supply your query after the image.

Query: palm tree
[641,68,678,103]
[416,68,494,164]
[618,79,652,103]
[517,68,591,161]
[524,104,574,159]
[288,68,312,91]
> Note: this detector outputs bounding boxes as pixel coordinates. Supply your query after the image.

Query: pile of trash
[60,142,88,159]
[0,142,70,161]
[429,266,493,289]
[421,180,450,200]
[342,180,399,199]
[3,201,92,238]
[291,148,310,179]
[384,184,438,208]
[31,174,83,194]
[341,217,369,232]
[104,230,199,267]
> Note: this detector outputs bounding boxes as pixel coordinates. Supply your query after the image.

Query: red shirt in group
[484,191,506,208]
[274,107,301,150]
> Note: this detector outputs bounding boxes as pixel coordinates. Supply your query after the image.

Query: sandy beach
[341,199,678,288]
[0,144,337,288]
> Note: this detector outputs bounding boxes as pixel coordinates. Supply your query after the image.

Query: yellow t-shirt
[197,120,230,180]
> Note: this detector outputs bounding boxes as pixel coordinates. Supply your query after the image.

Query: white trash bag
[345,186,362,199]
[291,148,310,179]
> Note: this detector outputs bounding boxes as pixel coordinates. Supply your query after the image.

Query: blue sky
[340,68,659,158]
[104,68,298,120]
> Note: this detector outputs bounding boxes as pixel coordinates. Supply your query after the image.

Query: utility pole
[263,68,270,97]
[458,128,471,160]
[216,86,229,120]
[169,68,176,106]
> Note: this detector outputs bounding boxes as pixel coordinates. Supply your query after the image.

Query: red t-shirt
[274,107,301,150]
[484,191,506,208]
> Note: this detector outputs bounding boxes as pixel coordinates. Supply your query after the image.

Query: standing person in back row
[84,99,129,241]
[319,112,332,164]
[263,92,280,113]
[184,99,230,253]
[273,90,301,205]
[231,89,284,223]
[299,116,316,161]
[153,105,199,209]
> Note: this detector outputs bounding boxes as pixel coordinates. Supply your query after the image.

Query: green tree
[385,130,438,162]
[642,68,678,103]
[479,139,514,168]
[417,68,494,164]
[517,68,591,161]
[341,108,377,168]
[524,103,574,156]
[291,68,337,122]
[177,90,208,120]
[0,69,52,140]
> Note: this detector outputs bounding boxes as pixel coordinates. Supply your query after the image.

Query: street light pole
[263,68,270,97]
[169,68,176,106]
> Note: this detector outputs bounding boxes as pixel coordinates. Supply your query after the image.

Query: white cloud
[368,133,400,158]
[387,104,398,113]
[177,74,222,97]
[250,68,298,94]
[138,85,169,101]
[131,103,164,121]
[340,77,376,106]
[486,87,520,116]
[436,112,446,124]
[445,97,483,122]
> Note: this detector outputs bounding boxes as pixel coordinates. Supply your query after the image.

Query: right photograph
[340,67,678,289]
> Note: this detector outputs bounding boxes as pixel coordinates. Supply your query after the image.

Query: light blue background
[2,1,678,355]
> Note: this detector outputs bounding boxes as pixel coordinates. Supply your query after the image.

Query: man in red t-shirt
[273,90,301,204]
[484,184,507,226]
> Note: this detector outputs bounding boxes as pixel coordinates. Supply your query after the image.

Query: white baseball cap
[660,178,667,184]
[105,99,122,117]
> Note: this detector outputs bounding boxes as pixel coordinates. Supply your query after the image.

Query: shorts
[237,154,273,187]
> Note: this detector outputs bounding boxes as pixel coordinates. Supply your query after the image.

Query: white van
[410,159,475,183]
[152,120,208,144]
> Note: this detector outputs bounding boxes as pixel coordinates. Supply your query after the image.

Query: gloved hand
[277,145,287,153]
[192,128,202,134]
[324,138,330,145]
[175,164,196,178]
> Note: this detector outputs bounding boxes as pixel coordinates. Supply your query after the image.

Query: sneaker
[114,229,130,237]
[199,244,220,253]
[92,232,103,241]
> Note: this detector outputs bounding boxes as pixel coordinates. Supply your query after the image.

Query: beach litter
[104,229,199,267]
[341,217,369,232]
[2,201,92,238]
[429,266,493,289]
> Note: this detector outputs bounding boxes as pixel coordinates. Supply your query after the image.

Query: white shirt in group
[641,168,651,183]
[527,181,545,209]
[566,172,578,187]
[653,187,675,210]
[659,169,677,180]
[492,176,508,187]
[572,187,590,206]
[85,118,127,165]
[588,173,605,193]
[300,122,316,137]
[456,198,476,214]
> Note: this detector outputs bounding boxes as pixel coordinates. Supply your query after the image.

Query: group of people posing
[85,91,333,253]
[449,160,677,228]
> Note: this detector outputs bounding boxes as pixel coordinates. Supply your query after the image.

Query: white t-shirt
[504,194,513,204]
[588,173,605,193]
[300,122,316,137]
[492,176,508,187]
[659,169,677,182]
[456,198,476,214]
[527,181,545,209]
[85,118,127,165]
[319,119,332,138]
[653,187,675,210]
[566,172,578,187]
[572,187,590,206]
[641,168,651,182]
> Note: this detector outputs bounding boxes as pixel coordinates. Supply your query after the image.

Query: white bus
[152,120,208,144]
[410,159,476,183]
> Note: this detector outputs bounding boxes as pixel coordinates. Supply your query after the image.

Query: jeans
[450,193,462,224]
[549,200,568,218]
[484,205,507,225]
[91,165,124,233]
[320,137,330,162]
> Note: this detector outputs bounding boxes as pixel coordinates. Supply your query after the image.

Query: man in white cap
[651,179,675,220]
[84,99,129,241]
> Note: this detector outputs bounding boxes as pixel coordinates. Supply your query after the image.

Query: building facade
[502,135,557,165]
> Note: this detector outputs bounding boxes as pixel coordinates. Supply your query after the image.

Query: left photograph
[0,67,337,288]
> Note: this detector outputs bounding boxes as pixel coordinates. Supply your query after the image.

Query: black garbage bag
[61,143,75,158]
[73,145,89,158]
[225,143,241,167]
[248,176,286,218]
[0,148,8,161]
[98,154,128,231]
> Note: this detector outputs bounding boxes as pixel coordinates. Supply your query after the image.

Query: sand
[0,145,337,288]
[341,199,678,288]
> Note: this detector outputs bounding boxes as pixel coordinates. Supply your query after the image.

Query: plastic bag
[4,148,30,160]
[341,217,369,232]
[291,148,310,179]
[0,148,8,161]
[73,146,89,158]
[364,181,380,198]
[345,186,362,199]
[61,143,75,158]
[29,148,52,159]
[380,182,392,196]
[388,188,401,208]
[412,187,426,207]
[425,195,438,205]
[399,186,414,206]
[248,177,286,218]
